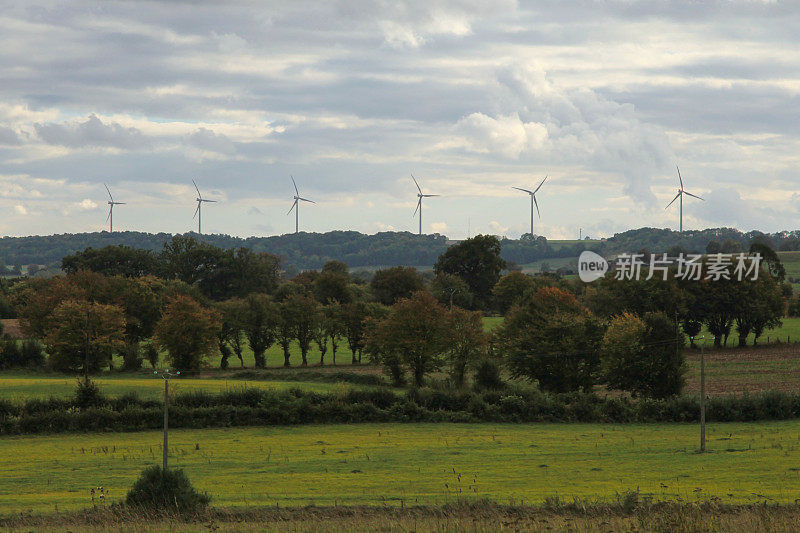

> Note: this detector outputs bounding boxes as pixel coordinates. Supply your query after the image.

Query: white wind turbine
[287,176,314,234]
[412,174,439,235]
[512,176,547,237]
[665,167,703,232]
[104,183,125,233]
[192,180,217,234]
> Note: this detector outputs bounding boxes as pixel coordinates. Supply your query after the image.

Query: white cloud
[430,222,448,233]
[76,199,98,211]
[488,220,509,235]
[34,114,149,150]
[456,112,547,158]
[14,204,27,215]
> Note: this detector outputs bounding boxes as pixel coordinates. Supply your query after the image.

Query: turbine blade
[512,187,533,194]
[534,195,541,218]
[193,202,200,219]
[676,166,683,189]
[104,183,113,202]
[193,179,202,198]
[533,175,547,194]
[298,197,315,203]
[203,199,218,203]
[106,208,112,222]
[683,191,704,201]
[413,198,421,216]
[411,174,422,193]
[116,202,126,205]
[423,194,439,197]
[291,175,299,195]
[665,191,681,209]
[287,199,298,215]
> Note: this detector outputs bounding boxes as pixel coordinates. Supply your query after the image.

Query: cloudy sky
[1,1,798,239]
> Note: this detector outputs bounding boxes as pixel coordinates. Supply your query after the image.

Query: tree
[749,242,785,282]
[734,275,784,346]
[492,271,536,314]
[153,295,220,371]
[275,299,295,367]
[321,260,349,276]
[365,291,450,386]
[496,287,605,393]
[341,301,370,364]
[240,294,278,368]
[313,271,352,305]
[45,299,127,374]
[370,266,425,305]
[430,273,473,309]
[600,312,685,398]
[446,308,489,387]
[324,303,345,365]
[284,293,320,366]
[62,245,159,278]
[217,298,247,367]
[433,235,505,309]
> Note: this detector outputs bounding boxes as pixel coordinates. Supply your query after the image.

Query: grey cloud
[0,126,21,145]
[34,114,149,149]
[186,127,236,154]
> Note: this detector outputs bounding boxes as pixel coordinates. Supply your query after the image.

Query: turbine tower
[287,176,314,234]
[512,176,547,237]
[104,183,125,233]
[412,174,439,235]
[665,166,703,232]
[192,180,217,234]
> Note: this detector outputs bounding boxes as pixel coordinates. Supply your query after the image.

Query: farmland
[1,421,799,512]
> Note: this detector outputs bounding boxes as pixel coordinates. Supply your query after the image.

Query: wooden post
[700,340,706,453]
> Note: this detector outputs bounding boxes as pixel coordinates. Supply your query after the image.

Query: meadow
[1,421,800,512]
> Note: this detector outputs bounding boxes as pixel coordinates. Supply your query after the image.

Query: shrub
[473,358,504,390]
[20,340,45,368]
[125,465,210,513]
[73,377,106,409]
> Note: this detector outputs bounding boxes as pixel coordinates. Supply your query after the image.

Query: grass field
[1,421,799,512]
[0,374,345,401]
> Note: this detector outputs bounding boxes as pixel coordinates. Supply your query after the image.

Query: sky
[0,0,798,240]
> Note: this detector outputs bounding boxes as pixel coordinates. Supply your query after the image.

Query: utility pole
[155,369,180,471]
[693,336,706,452]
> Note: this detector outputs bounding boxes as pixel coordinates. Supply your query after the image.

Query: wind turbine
[665,166,703,232]
[512,176,547,237]
[104,183,125,233]
[411,174,439,235]
[192,180,217,234]
[287,176,314,234]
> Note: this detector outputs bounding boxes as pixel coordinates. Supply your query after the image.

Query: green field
[1,421,799,512]
[0,374,346,401]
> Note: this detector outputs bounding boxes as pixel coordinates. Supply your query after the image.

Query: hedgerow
[1,386,800,435]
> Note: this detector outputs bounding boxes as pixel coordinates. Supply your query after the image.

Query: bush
[473,358,504,390]
[144,344,159,369]
[0,339,21,369]
[126,465,210,513]
[20,340,45,368]
[73,377,106,409]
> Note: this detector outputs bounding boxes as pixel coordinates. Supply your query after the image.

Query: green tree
[45,299,127,374]
[735,275,785,346]
[430,272,473,309]
[153,295,220,371]
[217,298,247,367]
[313,271,352,305]
[62,245,159,277]
[370,266,425,305]
[434,235,505,309]
[240,294,278,368]
[284,293,320,366]
[601,312,685,398]
[446,307,489,387]
[324,303,345,365]
[497,287,605,393]
[492,271,536,314]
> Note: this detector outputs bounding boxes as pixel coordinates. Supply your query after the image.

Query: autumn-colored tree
[154,295,220,371]
[45,299,127,374]
[365,291,450,386]
[492,271,536,314]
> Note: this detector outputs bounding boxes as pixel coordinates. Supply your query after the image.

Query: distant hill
[0,227,797,272]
